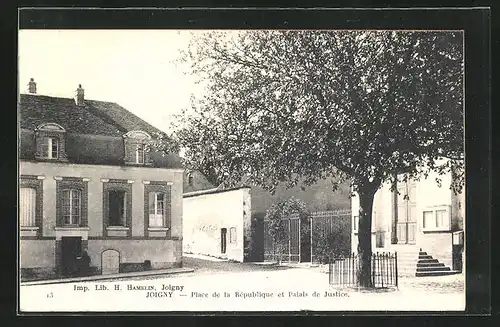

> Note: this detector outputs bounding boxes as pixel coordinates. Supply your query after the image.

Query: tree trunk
[391,177,398,244]
[357,185,378,288]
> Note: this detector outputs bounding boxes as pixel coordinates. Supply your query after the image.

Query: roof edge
[183,185,252,198]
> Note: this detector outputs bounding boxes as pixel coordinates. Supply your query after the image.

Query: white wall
[183,188,251,262]
[350,166,461,262]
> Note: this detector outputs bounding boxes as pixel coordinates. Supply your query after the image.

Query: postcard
[18,8,485,313]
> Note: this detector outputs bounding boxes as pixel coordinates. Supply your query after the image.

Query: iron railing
[329,252,398,288]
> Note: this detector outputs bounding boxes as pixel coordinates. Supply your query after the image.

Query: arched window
[123,130,152,166]
[35,123,67,161]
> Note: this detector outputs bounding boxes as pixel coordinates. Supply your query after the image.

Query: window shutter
[20,188,36,226]
[166,189,171,230]
[148,192,155,214]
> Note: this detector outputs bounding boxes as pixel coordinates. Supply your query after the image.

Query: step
[416,270,461,277]
[385,250,420,255]
[418,252,427,256]
[418,255,433,260]
[418,258,439,264]
[416,266,451,272]
[417,262,445,268]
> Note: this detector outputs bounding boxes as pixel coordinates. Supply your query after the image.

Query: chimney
[74,84,84,106]
[27,78,37,94]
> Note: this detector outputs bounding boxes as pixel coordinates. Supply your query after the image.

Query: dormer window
[123,130,152,166]
[35,123,68,162]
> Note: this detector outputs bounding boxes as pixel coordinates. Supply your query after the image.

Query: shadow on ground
[181,256,294,275]
[99,256,296,282]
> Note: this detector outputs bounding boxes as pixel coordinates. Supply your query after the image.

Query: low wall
[87,239,182,270]
[20,240,55,269]
[20,239,182,279]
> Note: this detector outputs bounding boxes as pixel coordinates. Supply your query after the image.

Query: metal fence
[310,209,351,264]
[329,252,398,288]
[263,209,351,263]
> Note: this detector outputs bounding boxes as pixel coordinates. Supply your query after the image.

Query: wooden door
[221,228,227,254]
[396,183,408,243]
[406,181,417,244]
[396,179,417,244]
[61,237,82,276]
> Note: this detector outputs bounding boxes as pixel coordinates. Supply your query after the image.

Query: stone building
[351,163,465,276]
[19,79,184,279]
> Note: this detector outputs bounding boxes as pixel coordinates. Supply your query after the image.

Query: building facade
[19,80,184,279]
[351,164,465,275]
[183,187,251,262]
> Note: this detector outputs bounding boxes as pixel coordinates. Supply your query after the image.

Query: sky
[18,30,207,133]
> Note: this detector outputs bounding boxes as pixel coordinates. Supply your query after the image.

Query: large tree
[169,30,464,287]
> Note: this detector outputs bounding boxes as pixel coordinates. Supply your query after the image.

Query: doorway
[61,237,82,276]
[396,180,417,244]
[221,228,227,254]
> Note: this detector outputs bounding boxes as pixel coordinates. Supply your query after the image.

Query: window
[62,189,81,225]
[353,215,359,232]
[20,187,36,227]
[136,144,145,164]
[422,206,450,231]
[229,227,237,244]
[149,192,166,227]
[188,173,193,187]
[42,137,59,159]
[108,190,126,226]
[436,209,447,228]
[423,211,433,229]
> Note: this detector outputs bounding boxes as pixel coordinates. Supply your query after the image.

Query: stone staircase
[415,250,458,277]
[380,245,459,277]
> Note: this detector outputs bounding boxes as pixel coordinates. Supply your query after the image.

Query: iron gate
[263,214,301,262]
[263,209,351,263]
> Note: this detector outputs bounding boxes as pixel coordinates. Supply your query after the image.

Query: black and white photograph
[17,8,489,313]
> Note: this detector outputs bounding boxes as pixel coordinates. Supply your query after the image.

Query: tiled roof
[19,94,125,136]
[19,93,182,169]
[19,93,166,136]
[86,100,164,136]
